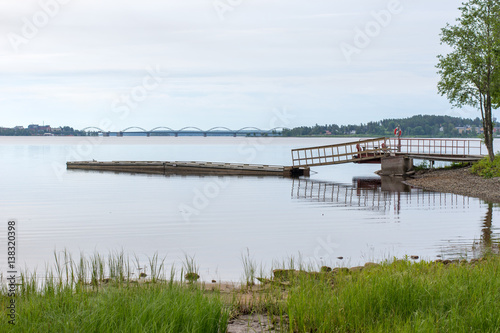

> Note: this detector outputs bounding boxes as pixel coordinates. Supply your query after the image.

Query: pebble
[406,167,500,203]
[227,314,283,333]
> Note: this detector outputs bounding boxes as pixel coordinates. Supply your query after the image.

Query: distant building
[14,126,24,130]
[38,125,51,132]
[457,126,500,135]
[456,126,472,134]
[28,124,51,133]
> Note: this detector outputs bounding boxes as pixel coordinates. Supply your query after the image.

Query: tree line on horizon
[0,126,85,136]
[282,114,491,138]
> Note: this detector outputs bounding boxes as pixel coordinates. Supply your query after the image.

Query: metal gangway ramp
[291,137,390,167]
[291,137,485,167]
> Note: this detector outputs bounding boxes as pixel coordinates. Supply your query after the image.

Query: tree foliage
[436,0,500,161]
[281,114,492,138]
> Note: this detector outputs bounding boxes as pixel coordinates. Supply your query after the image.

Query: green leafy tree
[436,0,500,161]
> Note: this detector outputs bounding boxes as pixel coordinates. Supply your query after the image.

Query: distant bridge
[80,126,286,137]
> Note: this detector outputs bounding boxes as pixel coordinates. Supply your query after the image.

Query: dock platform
[66,161,310,177]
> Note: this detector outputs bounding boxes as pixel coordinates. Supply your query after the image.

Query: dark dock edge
[66,161,310,178]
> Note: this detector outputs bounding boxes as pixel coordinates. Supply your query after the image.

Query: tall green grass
[0,251,229,333]
[3,250,500,332]
[1,283,229,333]
[285,258,500,332]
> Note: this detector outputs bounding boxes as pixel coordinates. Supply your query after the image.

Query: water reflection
[476,203,500,257]
[440,202,500,259]
[482,203,493,246]
[291,177,500,260]
[291,176,473,214]
[60,167,500,262]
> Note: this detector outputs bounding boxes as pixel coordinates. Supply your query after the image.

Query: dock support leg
[381,156,413,176]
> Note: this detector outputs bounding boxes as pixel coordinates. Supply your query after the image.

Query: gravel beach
[405,167,500,203]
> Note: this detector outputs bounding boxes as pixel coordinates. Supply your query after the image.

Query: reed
[182,254,200,283]
[284,257,500,332]
[0,250,229,333]
[2,250,500,332]
[241,248,257,286]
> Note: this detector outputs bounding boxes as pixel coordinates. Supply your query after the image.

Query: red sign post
[394,126,402,152]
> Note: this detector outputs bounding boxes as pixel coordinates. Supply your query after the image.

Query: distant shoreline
[0,134,497,138]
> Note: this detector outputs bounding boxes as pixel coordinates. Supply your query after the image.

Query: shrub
[470,154,500,178]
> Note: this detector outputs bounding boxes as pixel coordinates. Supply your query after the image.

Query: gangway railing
[388,138,483,156]
[291,137,390,167]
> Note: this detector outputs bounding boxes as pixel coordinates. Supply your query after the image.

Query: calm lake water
[1,136,499,282]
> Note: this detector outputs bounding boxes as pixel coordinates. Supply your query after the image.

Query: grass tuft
[0,250,229,333]
[3,250,500,332]
[285,258,500,332]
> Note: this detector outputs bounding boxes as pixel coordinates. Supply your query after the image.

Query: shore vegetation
[2,250,500,332]
[470,153,500,178]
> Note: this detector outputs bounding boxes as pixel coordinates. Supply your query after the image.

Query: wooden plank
[67,160,310,177]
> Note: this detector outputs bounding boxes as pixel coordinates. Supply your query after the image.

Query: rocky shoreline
[404,166,500,203]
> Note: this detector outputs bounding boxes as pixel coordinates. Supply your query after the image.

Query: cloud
[0,0,465,128]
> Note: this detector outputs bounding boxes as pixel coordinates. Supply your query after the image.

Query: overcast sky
[1,0,495,131]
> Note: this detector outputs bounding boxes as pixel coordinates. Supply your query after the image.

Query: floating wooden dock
[66,161,310,177]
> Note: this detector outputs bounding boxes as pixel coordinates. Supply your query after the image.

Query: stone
[272,269,296,281]
[364,262,380,269]
[349,266,364,273]
[332,267,350,274]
